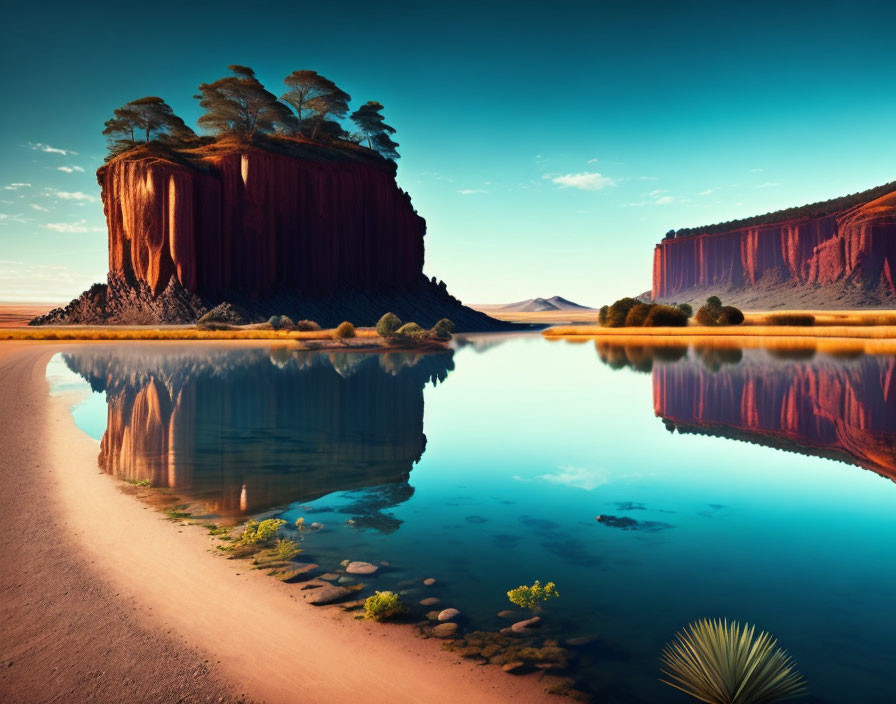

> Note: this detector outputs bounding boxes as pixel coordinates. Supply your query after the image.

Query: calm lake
[47,335,896,703]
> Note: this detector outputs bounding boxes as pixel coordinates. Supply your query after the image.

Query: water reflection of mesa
[596,342,896,480]
[63,347,454,516]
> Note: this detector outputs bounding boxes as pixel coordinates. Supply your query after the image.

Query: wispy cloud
[756,181,781,188]
[586,157,599,164]
[29,203,50,212]
[57,166,85,173]
[457,188,487,195]
[4,183,31,190]
[654,195,675,205]
[750,168,764,173]
[638,176,659,181]
[549,172,616,191]
[48,189,98,202]
[537,465,609,491]
[30,142,78,156]
[41,219,103,233]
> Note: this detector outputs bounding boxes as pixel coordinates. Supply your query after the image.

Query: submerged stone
[438,608,460,622]
[511,616,542,633]
[345,561,379,575]
[423,577,436,586]
[431,622,458,638]
[419,597,440,606]
[304,585,352,605]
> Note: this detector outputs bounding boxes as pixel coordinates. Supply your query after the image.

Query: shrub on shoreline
[376,312,402,337]
[600,298,689,327]
[364,591,406,621]
[695,296,744,326]
[507,580,559,609]
[335,321,356,339]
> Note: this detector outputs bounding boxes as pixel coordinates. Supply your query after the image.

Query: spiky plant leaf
[660,618,807,704]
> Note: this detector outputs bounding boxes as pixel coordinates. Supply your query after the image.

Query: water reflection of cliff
[62,347,454,517]
[595,341,896,480]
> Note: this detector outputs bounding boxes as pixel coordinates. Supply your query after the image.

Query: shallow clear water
[49,336,896,703]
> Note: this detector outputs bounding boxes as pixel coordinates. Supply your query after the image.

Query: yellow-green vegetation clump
[507,580,559,609]
[660,618,807,704]
[363,591,406,621]
[237,518,287,546]
[253,538,302,567]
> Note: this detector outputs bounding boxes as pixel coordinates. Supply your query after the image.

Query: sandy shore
[0,342,548,703]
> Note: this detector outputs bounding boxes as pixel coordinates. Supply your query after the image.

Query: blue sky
[2,0,895,304]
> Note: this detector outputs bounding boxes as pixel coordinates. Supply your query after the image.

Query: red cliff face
[652,190,896,302]
[652,353,896,481]
[99,147,425,299]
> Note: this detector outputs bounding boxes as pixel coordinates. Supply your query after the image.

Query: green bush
[376,312,403,337]
[429,318,455,340]
[717,305,745,326]
[598,305,609,325]
[604,297,641,327]
[625,303,655,327]
[644,305,689,327]
[507,580,559,609]
[706,295,722,309]
[695,305,718,326]
[268,315,295,330]
[237,518,286,546]
[395,322,427,340]
[363,591,406,621]
[335,321,356,339]
[677,303,693,318]
[295,319,321,331]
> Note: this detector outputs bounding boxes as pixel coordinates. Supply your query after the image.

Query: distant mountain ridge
[498,296,594,312]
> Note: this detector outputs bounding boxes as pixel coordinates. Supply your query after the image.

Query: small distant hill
[498,296,594,313]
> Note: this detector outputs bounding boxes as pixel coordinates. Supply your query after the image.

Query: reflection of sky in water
[51,338,896,703]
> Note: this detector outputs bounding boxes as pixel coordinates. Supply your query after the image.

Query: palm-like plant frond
[660,618,807,704]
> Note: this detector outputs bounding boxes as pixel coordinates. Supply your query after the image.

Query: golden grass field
[543,309,896,355]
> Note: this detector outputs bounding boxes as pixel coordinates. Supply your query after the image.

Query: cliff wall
[652,189,896,305]
[101,147,424,298]
[35,142,505,329]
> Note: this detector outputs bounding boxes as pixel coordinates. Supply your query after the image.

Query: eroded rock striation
[34,141,504,329]
[652,186,896,307]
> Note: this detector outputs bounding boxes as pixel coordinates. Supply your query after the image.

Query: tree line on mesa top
[102,66,400,160]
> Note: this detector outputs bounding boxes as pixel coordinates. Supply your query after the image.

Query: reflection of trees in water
[62,346,453,519]
[692,345,743,371]
[595,341,687,373]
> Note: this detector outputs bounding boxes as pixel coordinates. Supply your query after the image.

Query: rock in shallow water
[497,609,519,619]
[423,577,436,586]
[345,561,379,575]
[437,608,460,622]
[419,597,440,606]
[511,616,542,633]
[431,623,458,638]
[304,586,352,605]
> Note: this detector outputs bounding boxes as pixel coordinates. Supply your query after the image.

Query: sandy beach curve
[0,342,548,704]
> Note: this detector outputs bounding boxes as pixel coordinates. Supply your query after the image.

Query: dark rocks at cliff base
[31,275,206,326]
[32,274,509,331]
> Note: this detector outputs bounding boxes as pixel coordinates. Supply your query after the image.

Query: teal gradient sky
[2,0,895,304]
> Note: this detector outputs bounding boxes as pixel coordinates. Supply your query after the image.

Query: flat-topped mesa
[35,139,505,330]
[652,183,896,307]
[103,143,423,298]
